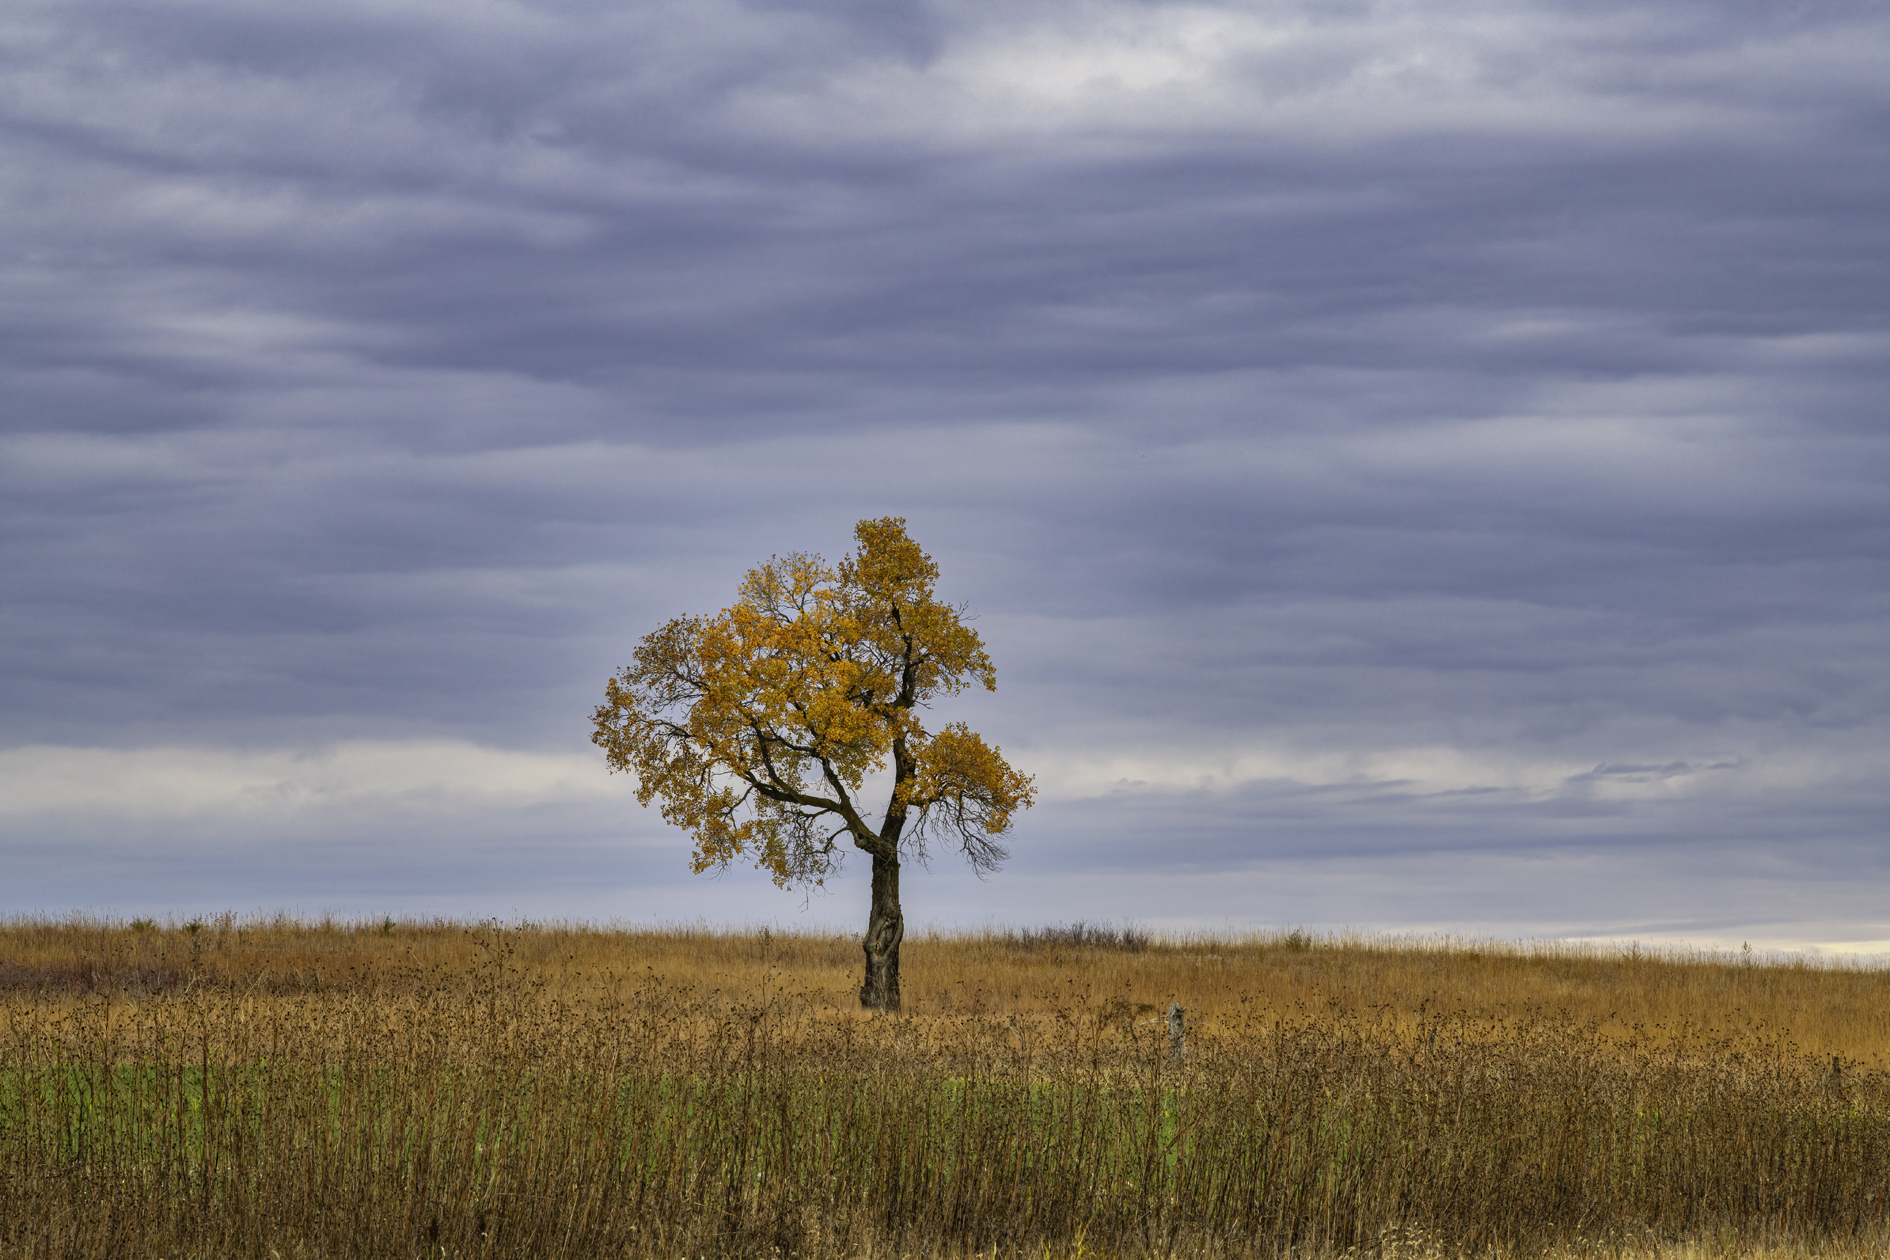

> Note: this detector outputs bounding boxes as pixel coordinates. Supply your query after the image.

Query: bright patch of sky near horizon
[2,0,1885,953]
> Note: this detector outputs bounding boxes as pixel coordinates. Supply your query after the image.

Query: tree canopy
[592,519,1033,1008]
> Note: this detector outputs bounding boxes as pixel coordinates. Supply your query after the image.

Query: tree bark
[859,852,904,1012]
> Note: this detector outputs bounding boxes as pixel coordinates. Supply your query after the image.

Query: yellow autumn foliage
[592,518,1034,889]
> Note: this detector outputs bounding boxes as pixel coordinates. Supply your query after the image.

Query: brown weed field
[2,916,1888,1259]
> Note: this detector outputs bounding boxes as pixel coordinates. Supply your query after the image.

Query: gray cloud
[2,0,1885,945]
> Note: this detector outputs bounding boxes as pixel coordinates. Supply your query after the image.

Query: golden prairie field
[6,916,1886,1057]
[2,917,1888,1259]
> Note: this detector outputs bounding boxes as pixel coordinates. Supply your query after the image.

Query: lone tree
[592,518,1035,1011]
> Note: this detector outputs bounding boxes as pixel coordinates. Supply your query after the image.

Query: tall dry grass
[5,916,1885,1062]
[2,918,1888,1258]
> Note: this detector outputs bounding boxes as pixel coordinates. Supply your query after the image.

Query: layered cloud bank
[5,730,1881,952]
[2,0,1885,946]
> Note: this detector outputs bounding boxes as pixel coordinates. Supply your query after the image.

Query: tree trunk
[859,852,904,1012]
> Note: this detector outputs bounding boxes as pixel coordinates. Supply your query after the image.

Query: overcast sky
[3,0,1885,951]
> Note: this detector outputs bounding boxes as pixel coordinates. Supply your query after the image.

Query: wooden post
[1168,1003,1186,1062]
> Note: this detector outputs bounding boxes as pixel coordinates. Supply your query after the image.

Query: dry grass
[5,916,1886,1062]
[2,917,1888,1258]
